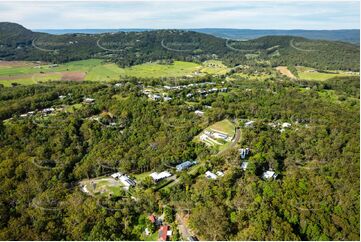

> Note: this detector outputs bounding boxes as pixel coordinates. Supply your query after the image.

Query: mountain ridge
[0,22,359,71]
[34,27,360,44]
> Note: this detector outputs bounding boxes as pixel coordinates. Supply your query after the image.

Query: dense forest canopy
[0,73,359,240]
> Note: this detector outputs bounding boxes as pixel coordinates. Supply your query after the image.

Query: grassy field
[123,61,200,78]
[0,59,124,86]
[80,177,125,197]
[133,171,152,182]
[200,60,229,75]
[194,119,236,152]
[231,72,271,81]
[208,119,236,135]
[0,59,231,86]
[296,66,358,81]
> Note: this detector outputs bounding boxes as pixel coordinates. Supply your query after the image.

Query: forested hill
[36,28,360,44]
[194,28,360,44]
[0,22,359,71]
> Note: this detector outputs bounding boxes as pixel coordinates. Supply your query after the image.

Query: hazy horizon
[1,1,359,30]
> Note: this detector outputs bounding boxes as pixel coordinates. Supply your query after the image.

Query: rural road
[217,128,241,156]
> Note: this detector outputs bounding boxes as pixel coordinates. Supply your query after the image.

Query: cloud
[0,1,359,29]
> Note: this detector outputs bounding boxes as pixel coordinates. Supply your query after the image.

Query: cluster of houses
[205,170,224,179]
[110,172,136,190]
[145,214,172,241]
[19,111,36,118]
[268,122,292,132]
[163,82,216,90]
[19,107,56,118]
[143,90,173,101]
[238,147,278,180]
[163,82,228,100]
[197,87,228,95]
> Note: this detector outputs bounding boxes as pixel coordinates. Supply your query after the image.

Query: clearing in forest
[295,66,358,81]
[194,119,236,152]
[80,177,126,197]
[276,66,296,79]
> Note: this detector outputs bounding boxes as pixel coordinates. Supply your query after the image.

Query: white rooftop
[262,170,278,180]
[282,122,292,128]
[111,172,122,179]
[216,171,224,177]
[205,171,217,180]
[150,171,172,181]
[241,162,248,170]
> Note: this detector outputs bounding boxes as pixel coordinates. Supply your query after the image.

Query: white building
[84,98,95,104]
[150,171,172,181]
[176,161,196,171]
[42,107,55,114]
[213,132,228,141]
[244,121,255,127]
[239,148,250,159]
[216,171,225,177]
[119,175,136,189]
[262,170,278,180]
[200,134,209,141]
[205,171,217,180]
[149,94,161,101]
[282,122,292,128]
[241,162,249,171]
[111,172,122,179]
[194,110,204,116]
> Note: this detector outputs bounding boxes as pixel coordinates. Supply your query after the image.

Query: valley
[0,22,359,241]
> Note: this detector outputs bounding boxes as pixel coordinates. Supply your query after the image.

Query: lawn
[133,171,152,182]
[207,119,236,136]
[123,61,200,78]
[200,60,229,75]
[0,59,234,87]
[194,119,236,152]
[80,177,125,197]
[296,66,358,81]
[85,63,125,81]
[232,73,270,81]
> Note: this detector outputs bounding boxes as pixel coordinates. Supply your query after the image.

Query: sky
[0,0,359,30]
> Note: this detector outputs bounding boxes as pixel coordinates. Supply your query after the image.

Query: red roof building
[149,214,156,223]
[158,225,169,241]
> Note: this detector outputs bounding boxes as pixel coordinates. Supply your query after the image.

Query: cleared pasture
[296,66,358,81]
